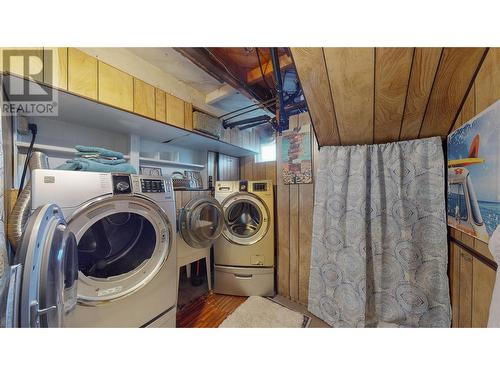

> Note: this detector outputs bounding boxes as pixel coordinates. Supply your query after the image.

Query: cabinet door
[133,78,155,118]
[98,62,133,111]
[155,88,166,122]
[68,48,97,100]
[166,93,185,128]
[472,258,496,327]
[458,248,473,327]
[1,48,44,81]
[184,102,193,131]
[43,47,68,90]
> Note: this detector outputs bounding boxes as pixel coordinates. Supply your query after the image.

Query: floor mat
[219,296,310,328]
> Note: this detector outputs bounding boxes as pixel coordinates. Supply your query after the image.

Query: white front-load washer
[27,169,178,327]
[213,180,275,296]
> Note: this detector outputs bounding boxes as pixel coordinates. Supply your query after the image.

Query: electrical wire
[256,48,275,94]
[219,97,276,119]
[222,101,277,123]
[18,124,37,197]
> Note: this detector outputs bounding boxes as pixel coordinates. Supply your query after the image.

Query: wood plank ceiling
[291,47,488,146]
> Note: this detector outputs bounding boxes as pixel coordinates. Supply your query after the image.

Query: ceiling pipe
[239,119,270,131]
[270,48,289,133]
[224,115,271,129]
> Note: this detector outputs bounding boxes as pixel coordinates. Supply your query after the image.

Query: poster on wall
[447,99,500,245]
[281,122,312,184]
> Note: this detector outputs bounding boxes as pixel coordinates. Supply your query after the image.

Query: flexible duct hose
[7,152,49,251]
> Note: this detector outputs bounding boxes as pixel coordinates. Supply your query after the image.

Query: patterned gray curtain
[309,137,451,327]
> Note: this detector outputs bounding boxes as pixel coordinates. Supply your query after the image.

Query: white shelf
[16,141,130,160]
[11,75,257,158]
[139,157,204,169]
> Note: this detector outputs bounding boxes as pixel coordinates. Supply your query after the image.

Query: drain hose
[7,151,49,251]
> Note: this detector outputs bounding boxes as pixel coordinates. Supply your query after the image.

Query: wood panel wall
[447,48,500,327]
[274,113,318,305]
[273,50,499,313]
[240,156,276,185]
[291,47,488,147]
[217,154,240,181]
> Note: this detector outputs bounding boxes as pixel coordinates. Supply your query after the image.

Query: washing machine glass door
[14,204,78,328]
[221,192,270,246]
[68,195,172,302]
[179,196,223,248]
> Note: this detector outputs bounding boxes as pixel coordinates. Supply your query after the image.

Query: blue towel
[75,145,124,159]
[56,158,137,173]
[78,157,127,165]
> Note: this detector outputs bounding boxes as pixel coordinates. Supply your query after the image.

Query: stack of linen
[56,145,137,173]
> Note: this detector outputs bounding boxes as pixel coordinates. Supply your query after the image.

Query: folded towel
[75,145,124,159]
[74,157,126,165]
[56,158,136,173]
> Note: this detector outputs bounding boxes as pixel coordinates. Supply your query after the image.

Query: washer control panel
[141,178,166,193]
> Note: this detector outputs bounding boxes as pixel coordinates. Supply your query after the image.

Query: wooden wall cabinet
[155,88,166,122]
[184,102,193,131]
[0,47,44,82]
[450,240,497,327]
[43,47,68,90]
[98,61,133,111]
[68,48,98,100]
[166,93,185,128]
[133,78,155,118]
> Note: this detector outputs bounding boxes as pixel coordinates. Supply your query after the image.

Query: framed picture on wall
[447,99,500,245]
[280,122,313,184]
[139,166,162,177]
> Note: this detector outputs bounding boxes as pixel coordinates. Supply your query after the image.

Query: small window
[448,183,468,221]
[256,139,276,163]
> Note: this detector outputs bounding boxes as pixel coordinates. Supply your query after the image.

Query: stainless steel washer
[27,169,178,327]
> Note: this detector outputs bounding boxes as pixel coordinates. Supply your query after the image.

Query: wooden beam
[246,54,293,85]
[291,47,341,146]
[174,47,269,104]
[205,84,237,104]
[419,48,487,138]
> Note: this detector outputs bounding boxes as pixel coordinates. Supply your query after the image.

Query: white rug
[219,296,310,328]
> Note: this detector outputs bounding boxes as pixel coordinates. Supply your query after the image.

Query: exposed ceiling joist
[246,54,293,85]
[173,47,270,104]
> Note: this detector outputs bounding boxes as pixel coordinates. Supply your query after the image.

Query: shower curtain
[308,136,451,327]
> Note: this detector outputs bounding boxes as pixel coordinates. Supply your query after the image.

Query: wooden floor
[176,292,247,328]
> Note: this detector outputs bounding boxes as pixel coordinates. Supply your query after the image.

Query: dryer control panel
[129,175,173,201]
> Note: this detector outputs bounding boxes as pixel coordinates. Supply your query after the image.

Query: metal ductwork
[7,151,49,251]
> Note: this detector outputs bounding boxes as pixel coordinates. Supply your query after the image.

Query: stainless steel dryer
[213,180,275,296]
[27,169,177,327]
